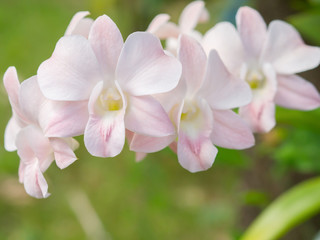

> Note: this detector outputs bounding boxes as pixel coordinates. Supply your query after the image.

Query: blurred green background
[0,0,320,239]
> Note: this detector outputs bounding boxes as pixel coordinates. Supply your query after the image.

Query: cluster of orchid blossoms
[3,1,320,198]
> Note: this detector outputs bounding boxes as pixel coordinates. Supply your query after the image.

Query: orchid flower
[130,35,254,172]
[37,15,182,158]
[202,6,320,132]
[3,67,81,198]
[147,0,209,54]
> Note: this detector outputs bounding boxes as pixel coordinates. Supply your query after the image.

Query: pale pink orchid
[147,0,209,54]
[37,15,182,158]
[4,67,81,198]
[202,6,320,133]
[65,11,94,38]
[130,35,254,172]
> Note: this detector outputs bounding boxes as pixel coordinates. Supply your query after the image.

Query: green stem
[241,177,320,240]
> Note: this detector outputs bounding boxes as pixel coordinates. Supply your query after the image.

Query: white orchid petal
[41,100,88,138]
[275,74,320,110]
[130,133,175,153]
[179,0,207,33]
[200,50,252,110]
[262,20,320,74]
[4,116,21,152]
[3,67,20,113]
[37,35,102,101]
[88,15,124,79]
[116,32,181,96]
[236,6,267,59]
[211,110,255,149]
[147,13,170,33]
[147,14,180,39]
[178,34,207,97]
[23,163,50,199]
[19,76,45,124]
[202,22,245,73]
[65,11,92,37]
[239,101,276,133]
[16,125,53,170]
[50,137,78,169]
[125,95,175,137]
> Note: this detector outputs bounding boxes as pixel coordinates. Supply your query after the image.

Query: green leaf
[310,0,320,6]
[241,177,320,240]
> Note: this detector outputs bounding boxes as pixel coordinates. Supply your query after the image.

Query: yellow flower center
[246,69,265,90]
[99,88,123,111]
[181,101,199,122]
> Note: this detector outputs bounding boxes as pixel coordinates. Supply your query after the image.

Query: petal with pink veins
[262,20,320,74]
[239,100,276,133]
[178,34,207,97]
[84,112,125,157]
[211,109,255,149]
[236,6,267,59]
[50,137,78,169]
[88,15,123,79]
[116,32,182,96]
[37,35,102,101]
[200,50,252,110]
[65,11,93,38]
[202,22,245,73]
[178,131,217,173]
[130,133,175,153]
[125,95,175,137]
[275,74,320,110]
